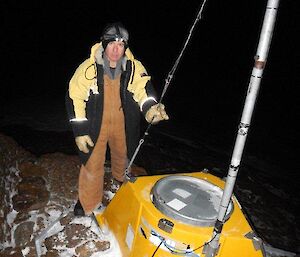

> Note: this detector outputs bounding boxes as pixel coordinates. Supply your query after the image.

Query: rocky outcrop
[0,133,148,256]
[0,134,34,252]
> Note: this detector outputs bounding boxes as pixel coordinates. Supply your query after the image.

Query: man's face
[104,40,125,66]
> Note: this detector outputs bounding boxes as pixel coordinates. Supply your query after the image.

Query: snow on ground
[0,148,297,257]
[33,215,122,257]
[0,97,298,256]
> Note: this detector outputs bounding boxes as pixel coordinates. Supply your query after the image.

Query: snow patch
[21,246,30,256]
[6,209,18,227]
[70,216,92,227]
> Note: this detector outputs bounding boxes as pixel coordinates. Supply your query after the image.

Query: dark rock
[75,240,110,257]
[1,133,119,255]
[13,172,50,212]
[12,195,36,212]
[12,188,49,212]
[60,213,73,226]
[14,212,30,224]
[20,176,46,186]
[42,249,60,257]
[0,134,35,167]
[14,221,35,247]
[65,224,90,248]
[19,162,48,178]
[95,240,110,252]
[0,247,23,257]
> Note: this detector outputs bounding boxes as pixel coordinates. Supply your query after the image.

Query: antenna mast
[204,0,280,256]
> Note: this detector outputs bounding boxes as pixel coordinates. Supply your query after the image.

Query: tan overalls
[78,74,127,214]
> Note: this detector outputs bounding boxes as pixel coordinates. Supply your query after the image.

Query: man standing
[66,22,169,216]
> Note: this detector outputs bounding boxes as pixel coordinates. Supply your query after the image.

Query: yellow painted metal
[96,172,264,257]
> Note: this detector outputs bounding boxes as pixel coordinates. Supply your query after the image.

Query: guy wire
[125,0,209,178]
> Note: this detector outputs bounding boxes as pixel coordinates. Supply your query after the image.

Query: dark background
[1,0,298,170]
[0,0,299,253]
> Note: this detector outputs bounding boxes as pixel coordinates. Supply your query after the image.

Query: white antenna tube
[204,0,280,256]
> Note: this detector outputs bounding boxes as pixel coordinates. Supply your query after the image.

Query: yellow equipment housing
[96,172,265,257]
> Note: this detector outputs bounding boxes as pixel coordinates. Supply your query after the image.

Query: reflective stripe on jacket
[65,43,157,164]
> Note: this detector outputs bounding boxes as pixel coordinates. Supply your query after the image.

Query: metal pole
[204,0,280,256]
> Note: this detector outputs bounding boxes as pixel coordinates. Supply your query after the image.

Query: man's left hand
[145,103,169,124]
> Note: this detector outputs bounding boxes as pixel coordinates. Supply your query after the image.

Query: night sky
[0,2,299,254]
[1,0,299,171]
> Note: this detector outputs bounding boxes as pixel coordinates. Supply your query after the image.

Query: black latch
[158,218,174,233]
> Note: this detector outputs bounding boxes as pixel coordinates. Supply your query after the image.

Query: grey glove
[75,135,94,153]
[145,103,169,124]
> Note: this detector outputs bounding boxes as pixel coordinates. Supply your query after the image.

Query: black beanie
[101,22,129,49]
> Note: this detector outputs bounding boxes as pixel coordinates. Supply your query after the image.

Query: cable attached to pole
[125,0,209,181]
[159,0,208,104]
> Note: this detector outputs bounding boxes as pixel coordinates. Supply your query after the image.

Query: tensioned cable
[125,0,209,180]
[158,0,208,104]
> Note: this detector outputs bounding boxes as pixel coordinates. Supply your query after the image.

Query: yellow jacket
[69,43,157,120]
[66,42,158,163]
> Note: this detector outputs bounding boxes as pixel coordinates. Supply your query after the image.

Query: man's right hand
[75,135,94,153]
